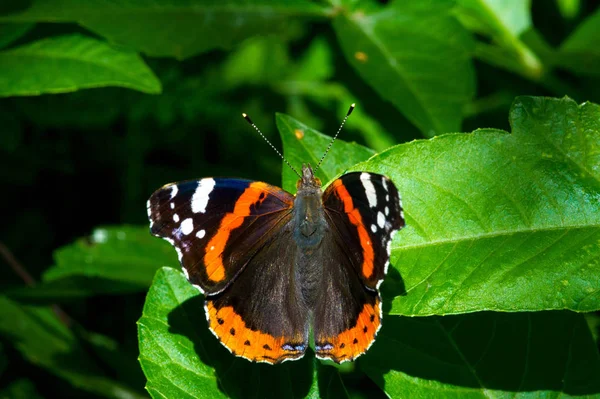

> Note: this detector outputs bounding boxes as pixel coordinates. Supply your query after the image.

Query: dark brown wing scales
[312,232,382,363]
[147,178,295,294]
[205,221,309,364]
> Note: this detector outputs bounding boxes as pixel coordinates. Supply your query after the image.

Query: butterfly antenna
[242,113,301,178]
[314,103,355,172]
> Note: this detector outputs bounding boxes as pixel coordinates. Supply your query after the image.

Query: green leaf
[455,0,543,80]
[360,96,600,315]
[556,0,580,20]
[0,297,146,399]
[361,312,600,397]
[556,7,600,76]
[333,0,475,136]
[279,96,600,315]
[276,113,375,193]
[44,226,175,289]
[6,276,143,304]
[0,0,329,59]
[455,0,532,38]
[0,34,161,97]
[0,23,33,49]
[138,267,314,399]
[0,379,44,399]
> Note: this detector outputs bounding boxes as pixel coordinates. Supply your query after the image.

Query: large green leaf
[44,226,175,289]
[138,267,314,399]
[361,312,600,397]
[0,34,161,96]
[276,113,375,193]
[278,96,600,315]
[333,0,475,137]
[0,0,329,59]
[0,297,145,399]
[556,7,600,76]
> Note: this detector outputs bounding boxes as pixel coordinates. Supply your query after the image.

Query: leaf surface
[0,34,161,96]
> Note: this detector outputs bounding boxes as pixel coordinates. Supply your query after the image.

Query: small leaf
[0,23,33,49]
[556,7,600,76]
[276,113,375,193]
[0,297,146,399]
[0,34,161,97]
[361,312,600,397]
[44,226,175,289]
[0,0,330,59]
[138,267,314,399]
[333,0,475,136]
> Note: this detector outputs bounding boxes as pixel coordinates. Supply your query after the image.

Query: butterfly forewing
[147,178,295,294]
[322,172,405,289]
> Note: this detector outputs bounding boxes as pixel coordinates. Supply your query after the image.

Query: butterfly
[147,105,405,364]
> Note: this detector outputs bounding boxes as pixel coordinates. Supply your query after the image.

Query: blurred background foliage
[0,0,599,397]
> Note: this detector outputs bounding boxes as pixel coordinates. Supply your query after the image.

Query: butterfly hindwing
[312,232,382,363]
[205,218,309,364]
[322,172,405,289]
[147,178,295,294]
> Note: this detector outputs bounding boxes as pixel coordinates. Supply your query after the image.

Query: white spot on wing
[182,267,189,279]
[173,213,180,223]
[360,173,377,208]
[196,229,206,239]
[175,247,183,261]
[371,224,377,233]
[385,206,389,216]
[170,202,175,209]
[169,185,178,200]
[181,218,194,235]
[377,211,385,228]
[146,200,152,218]
[192,178,216,213]
[382,177,388,192]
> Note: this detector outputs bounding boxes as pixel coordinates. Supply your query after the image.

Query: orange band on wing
[203,182,269,282]
[315,299,381,363]
[332,179,375,279]
[206,302,304,363]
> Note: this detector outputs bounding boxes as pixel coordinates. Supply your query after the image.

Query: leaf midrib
[393,222,600,251]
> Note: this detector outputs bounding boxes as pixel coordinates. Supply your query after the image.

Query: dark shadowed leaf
[0,297,146,399]
[0,23,33,49]
[138,267,314,399]
[361,312,600,397]
[333,0,475,137]
[0,0,330,59]
[44,226,176,289]
[0,34,161,96]
[557,7,600,76]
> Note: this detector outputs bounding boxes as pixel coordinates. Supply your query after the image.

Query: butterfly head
[297,164,321,192]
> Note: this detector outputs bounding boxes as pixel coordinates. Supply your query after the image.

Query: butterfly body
[147,163,404,364]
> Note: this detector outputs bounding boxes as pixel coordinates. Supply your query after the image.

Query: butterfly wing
[322,172,405,289]
[205,218,309,364]
[312,231,382,363]
[147,178,295,294]
[313,172,404,363]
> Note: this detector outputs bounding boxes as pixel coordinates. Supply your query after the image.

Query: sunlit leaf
[0,34,161,96]
[556,7,600,76]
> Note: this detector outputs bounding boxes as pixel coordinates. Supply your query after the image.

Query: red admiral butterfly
[147,105,405,364]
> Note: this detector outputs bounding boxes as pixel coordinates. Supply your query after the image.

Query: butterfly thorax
[293,164,325,249]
